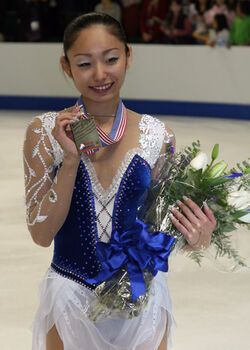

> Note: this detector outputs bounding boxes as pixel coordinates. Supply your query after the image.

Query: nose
[93,62,107,82]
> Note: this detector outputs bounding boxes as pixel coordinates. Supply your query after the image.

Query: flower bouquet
[139,141,250,266]
[87,141,250,322]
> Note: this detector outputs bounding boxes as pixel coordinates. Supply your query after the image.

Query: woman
[140,0,169,42]
[159,0,194,44]
[23,13,216,350]
[204,0,230,27]
[193,13,229,46]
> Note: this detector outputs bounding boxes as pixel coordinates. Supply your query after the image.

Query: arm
[23,110,81,247]
[192,31,210,44]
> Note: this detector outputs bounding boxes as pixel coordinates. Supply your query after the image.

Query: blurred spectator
[204,0,230,27]
[228,0,250,45]
[193,13,229,45]
[18,0,48,42]
[209,13,229,44]
[121,0,142,41]
[159,0,194,44]
[189,0,211,34]
[94,0,122,22]
[140,0,169,43]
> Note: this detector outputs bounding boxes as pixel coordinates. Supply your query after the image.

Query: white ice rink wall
[0,43,249,119]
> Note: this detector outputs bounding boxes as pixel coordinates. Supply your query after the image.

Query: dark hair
[214,14,229,31]
[195,0,211,15]
[63,12,129,62]
[238,0,250,15]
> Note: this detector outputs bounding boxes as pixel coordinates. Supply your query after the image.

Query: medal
[71,116,102,153]
[72,97,127,154]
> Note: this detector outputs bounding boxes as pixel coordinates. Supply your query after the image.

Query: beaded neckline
[81,148,145,205]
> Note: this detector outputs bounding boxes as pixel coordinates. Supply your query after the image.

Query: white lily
[239,212,250,223]
[190,152,208,172]
[227,190,250,211]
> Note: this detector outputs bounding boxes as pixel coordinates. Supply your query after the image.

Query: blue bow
[85,220,175,301]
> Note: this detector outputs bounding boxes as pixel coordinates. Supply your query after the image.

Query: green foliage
[141,141,250,267]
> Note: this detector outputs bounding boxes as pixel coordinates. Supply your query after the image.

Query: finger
[183,196,207,221]
[171,207,194,233]
[170,212,200,246]
[169,213,190,240]
[54,119,75,137]
[176,200,201,227]
[202,202,216,225]
[56,113,78,122]
[57,119,75,129]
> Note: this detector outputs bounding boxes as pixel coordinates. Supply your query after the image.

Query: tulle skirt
[31,268,175,350]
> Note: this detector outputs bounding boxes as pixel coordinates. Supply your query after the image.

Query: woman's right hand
[52,106,81,162]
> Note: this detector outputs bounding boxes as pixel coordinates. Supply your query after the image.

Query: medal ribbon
[76,96,127,149]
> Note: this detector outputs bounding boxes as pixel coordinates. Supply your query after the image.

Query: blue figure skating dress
[24,112,175,350]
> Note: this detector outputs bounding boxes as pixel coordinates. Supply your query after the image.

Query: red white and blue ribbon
[76,96,127,151]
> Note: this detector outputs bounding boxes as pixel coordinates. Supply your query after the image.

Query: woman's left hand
[170,196,216,250]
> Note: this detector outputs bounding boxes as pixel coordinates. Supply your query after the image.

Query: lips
[89,82,114,93]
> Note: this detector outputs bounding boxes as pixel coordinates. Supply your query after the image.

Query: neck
[81,96,120,127]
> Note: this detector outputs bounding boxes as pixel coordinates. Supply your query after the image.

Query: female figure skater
[23,13,216,350]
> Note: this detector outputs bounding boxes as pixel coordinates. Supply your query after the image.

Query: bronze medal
[71,117,102,153]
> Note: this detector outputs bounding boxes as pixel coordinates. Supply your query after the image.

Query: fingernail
[176,200,182,206]
[169,213,174,219]
[183,196,188,201]
[203,201,209,208]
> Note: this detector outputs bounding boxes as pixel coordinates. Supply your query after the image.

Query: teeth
[93,83,112,90]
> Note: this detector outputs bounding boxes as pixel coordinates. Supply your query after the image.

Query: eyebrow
[74,48,120,57]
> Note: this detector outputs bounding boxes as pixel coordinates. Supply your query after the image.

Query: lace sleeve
[151,125,175,181]
[23,116,56,227]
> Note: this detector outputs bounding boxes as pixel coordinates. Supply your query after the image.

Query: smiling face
[61,25,132,108]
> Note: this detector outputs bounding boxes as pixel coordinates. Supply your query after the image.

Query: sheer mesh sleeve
[23,116,56,227]
[151,123,175,182]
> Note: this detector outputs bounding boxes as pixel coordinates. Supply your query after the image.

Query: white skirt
[31,268,175,350]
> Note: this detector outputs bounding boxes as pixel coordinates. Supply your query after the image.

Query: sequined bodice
[24,112,173,289]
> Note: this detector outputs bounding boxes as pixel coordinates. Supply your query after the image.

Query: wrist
[63,154,81,168]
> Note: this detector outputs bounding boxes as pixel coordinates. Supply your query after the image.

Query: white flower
[227,190,250,211]
[190,152,208,172]
[239,213,250,223]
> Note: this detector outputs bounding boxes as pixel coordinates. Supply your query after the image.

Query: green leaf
[201,176,232,188]
[211,144,219,160]
[230,211,250,219]
[219,222,236,232]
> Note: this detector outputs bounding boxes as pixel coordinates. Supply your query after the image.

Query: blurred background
[1,0,250,47]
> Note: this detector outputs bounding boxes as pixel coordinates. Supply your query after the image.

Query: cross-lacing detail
[94,194,115,242]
